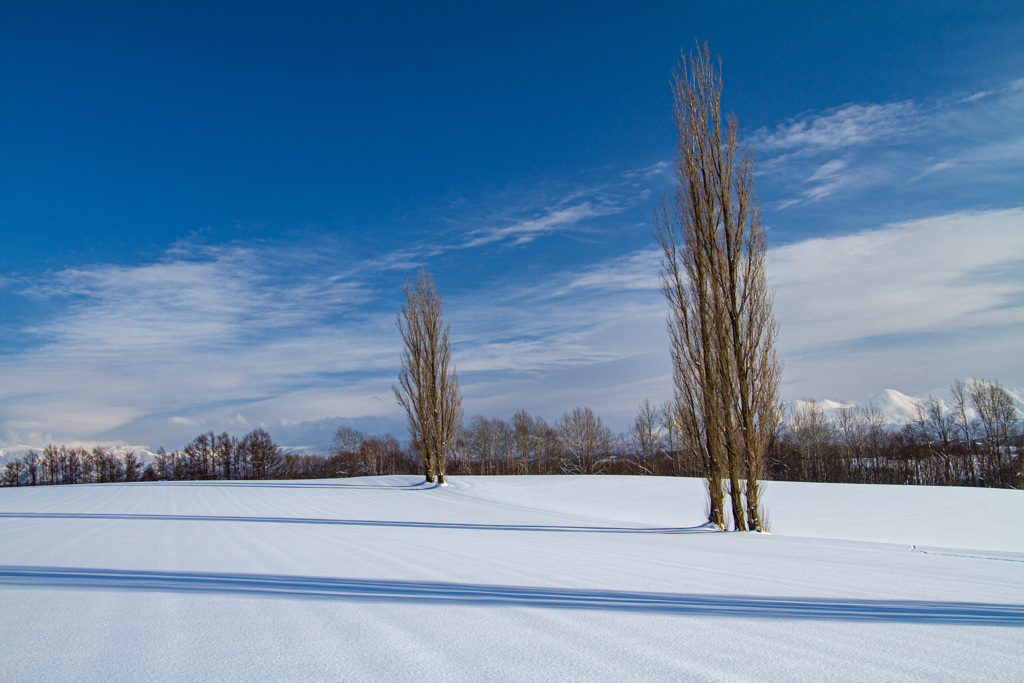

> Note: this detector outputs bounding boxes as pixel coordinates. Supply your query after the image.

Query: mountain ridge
[3,380,1021,462]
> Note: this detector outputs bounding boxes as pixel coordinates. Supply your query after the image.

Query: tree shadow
[0,512,711,535]
[2,566,1020,626]
[131,479,429,490]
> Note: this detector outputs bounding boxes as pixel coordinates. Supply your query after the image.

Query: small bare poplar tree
[394,270,463,484]
[655,43,781,531]
[556,406,612,475]
[629,399,662,474]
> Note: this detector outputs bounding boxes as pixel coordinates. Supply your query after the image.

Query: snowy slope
[919,380,1024,421]
[867,388,925,425]
[787,392,923,425]
[0,444,38,463]
[788,397,854,414]
[1,476,1022,682]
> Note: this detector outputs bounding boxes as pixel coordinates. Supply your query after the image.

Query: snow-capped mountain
[781,380,1023,428]
[0,444,158,466]
[2,380,1021,460]
[866,388,926,426]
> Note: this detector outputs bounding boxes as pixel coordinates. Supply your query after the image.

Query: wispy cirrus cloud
[19,242,371,355]
[777,158,855,209]
[770,207,1024,399]
[622,160,671,180]
[460,201,615,248]
[456,206,1024,416]
[387,169,655,263]
[0,240,401,447]
[958,78,1024,104]
[753,101,918,155]
[4,74,1022,450]
[3,205,1023,447]
[0,161,665,448]
[753,78,1024,212]
[348,187,642,279]
[908,159,959,182]
[771,208,1024,349]
[562,249,662,293]
[445,252,669,422]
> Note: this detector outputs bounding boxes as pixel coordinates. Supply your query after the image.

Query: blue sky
[2,1,1022,449]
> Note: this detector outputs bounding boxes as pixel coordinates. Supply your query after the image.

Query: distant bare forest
[3,379,1020,489]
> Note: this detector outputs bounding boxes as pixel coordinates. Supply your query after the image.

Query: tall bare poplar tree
[394,270,463,484]
[655,43,781,531]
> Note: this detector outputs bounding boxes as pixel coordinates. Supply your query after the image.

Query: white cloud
[909,159,959,182]
[351,176,649,274]
[622,160,670,179]
[2,401,146,442]
[960,134,1024,166]
[455,175,654,252]
[753,101,917,155]
[755,78,1024,210]
[775,159,858,208]
[455,209,1023,420]
[462,207,1024,415]
[0,171,661,447]
[18,242,372,357]
[806,159,848,182]
[0,240,402,447]
[563,249,662,293]
[959,89,995,103]
[771,208,1024,399]
[3,130,1022,450]
[960,77,1024,103]
[770,208,1024,343]
[461,201,612,249]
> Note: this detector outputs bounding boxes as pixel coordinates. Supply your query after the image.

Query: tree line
[3,380,1019,489]
[772,380,1022,488]
[2,443,143,487]
[450,380,1022,488]
[0,427,420,487]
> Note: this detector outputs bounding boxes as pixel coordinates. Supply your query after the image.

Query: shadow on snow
[0,512,713,535]
[50,479,432,491]
[0,566,1021,626]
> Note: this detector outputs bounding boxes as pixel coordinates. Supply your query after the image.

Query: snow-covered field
[1,476,1021,681]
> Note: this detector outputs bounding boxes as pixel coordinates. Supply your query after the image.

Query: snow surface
[1,475,1022,681]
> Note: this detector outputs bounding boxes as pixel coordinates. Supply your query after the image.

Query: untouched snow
[1,476,1021,681]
